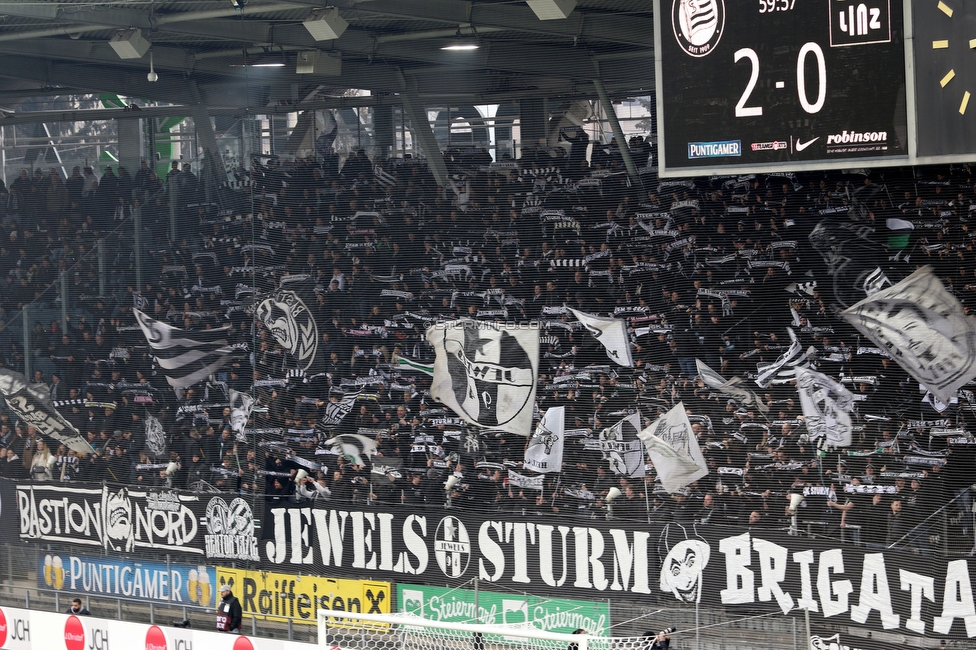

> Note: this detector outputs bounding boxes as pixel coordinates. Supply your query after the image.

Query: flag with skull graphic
[427,320,539,436]
[524,406,565,473]
[255,276,319,372]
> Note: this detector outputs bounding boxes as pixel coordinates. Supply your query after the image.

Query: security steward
[216,583,243,633]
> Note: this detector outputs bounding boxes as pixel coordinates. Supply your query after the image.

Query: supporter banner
[260,502,976,639]
[0,606,315,650]
[397,583,610,635]
[13,481,260,560]
[215,566,390,625]
[38,552,217,607]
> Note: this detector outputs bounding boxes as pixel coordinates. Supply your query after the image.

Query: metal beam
[397,74,449,187]
[593,78,638,182]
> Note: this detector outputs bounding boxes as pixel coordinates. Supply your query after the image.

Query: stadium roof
[0,0,655,111]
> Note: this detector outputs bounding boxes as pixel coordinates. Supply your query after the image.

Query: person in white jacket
[29,440,54,481]
[297,473,331,501]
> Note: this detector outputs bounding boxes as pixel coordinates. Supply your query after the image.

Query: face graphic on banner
[443,323,534,428]
[659,524,710,603]
[255,289,318,371]
[857,300,973,386]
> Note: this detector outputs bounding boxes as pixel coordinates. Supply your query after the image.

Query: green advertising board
[397,584,610,636]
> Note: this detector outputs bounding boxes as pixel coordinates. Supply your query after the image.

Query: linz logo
[672,0,725,57]
[829,0,891,47]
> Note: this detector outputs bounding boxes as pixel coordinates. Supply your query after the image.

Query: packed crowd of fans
[0,135,973,553]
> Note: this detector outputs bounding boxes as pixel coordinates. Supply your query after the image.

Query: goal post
[318,609,592,650]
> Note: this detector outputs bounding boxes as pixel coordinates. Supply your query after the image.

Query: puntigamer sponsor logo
[688,140,741,159]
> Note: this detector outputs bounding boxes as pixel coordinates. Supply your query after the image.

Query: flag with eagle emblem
[524,406,565,473]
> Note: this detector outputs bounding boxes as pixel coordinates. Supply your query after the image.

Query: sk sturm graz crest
[428,320,539,436]
[672,0,724,57]
[255,288,318,371]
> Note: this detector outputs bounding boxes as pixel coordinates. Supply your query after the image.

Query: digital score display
[655,0,910,176]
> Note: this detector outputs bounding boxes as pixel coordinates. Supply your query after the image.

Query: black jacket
[217,592,243,632]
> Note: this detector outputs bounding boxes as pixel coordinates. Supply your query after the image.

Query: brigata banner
[38,552,217,607]
[397,583,610,635]
[13,480,260,560]
[261,501,976,639]
[216,567,390,625]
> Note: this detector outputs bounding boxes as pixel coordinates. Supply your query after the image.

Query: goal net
[318,609,658,650]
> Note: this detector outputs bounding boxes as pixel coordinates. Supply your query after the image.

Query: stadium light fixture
[526,0,576,20]
[304,7,348,41]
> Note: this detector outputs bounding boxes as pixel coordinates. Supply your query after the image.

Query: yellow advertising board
[215,567,390,625]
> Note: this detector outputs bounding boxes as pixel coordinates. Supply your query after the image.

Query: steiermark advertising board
[397,583,610,635]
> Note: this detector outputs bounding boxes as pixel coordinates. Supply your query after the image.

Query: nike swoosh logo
[795,137,819,152]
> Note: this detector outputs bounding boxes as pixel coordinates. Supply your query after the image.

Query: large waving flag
[324,434,378,466]
[524,406,565,473]
[696,359,769,413]
[794,367,854,447]
[639,403,708,493]
[568,308,634,367]
[0,368,93,454]
[842,265,976,402]
[134,309,237,388]
[427,319,539,436]
[228,388,255,443]
[599,412,646,478]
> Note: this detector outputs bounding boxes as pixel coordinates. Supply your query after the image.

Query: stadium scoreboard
[654,0,976,176]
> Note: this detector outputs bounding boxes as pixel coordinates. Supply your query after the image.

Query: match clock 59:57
[657,0,909,173]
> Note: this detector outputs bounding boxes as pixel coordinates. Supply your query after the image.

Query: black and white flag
[599,412,646,478]
[319,390,362,429]
[427,319,539,436]
[323,434,377,466]
[795,367,855,447]
[255,278,319,372]
[568,308,634,367]
[0,369,93,453]
[133,309,237,388]
[524,406,565,474]
[755,328,802,388]
[508,469,544,490]
[696,359,769,413]
[144,413,166,457]
[842,265,976,402]
[639,402,708,493]
[229,388,255,443]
